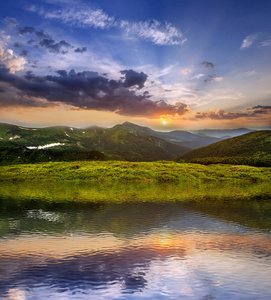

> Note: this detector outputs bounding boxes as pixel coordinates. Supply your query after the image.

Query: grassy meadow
[0,161,270,205]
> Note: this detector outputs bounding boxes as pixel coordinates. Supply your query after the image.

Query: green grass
[186,156,271,167]
[1,160,270,183]
[0,161,270,204]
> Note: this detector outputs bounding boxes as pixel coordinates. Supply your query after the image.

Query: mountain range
[0,122,262,163]
[0,122,189,162]
[190,128,254,139]
[113,122,222,149]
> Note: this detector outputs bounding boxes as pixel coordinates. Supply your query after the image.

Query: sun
[162,120,167,125]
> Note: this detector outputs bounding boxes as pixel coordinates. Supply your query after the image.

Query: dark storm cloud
[74,47,87,53]
[39,39,72,54]
[56,70,68,77]
[0,66,188,118]
[202,61,214,69]
[120,69,148,89]
[18,26,35,35]
[20,50,29,57]
[194,106,271,120]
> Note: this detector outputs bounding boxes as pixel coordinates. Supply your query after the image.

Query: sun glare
[162,120,167,125]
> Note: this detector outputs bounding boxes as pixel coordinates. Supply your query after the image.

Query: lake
[0,199,271,299]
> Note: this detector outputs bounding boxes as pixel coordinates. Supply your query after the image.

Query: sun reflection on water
[0,203,271,299]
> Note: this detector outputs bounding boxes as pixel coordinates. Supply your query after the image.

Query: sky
[0,0,270,130]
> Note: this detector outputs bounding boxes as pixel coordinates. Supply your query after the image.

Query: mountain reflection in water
[0,202,271,299]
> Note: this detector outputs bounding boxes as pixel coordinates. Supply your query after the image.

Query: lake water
[0,200,271,299]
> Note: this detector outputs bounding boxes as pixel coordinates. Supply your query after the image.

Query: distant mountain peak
[113,121,149,131]
[121,121,144,128]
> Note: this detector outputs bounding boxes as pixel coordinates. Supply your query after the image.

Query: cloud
[4,17,18,30]
[27,39,36,45]
[120,69,148,89]
[0,90,55,108]
[259,39,271,47]
[18,26,35,35]
[74,46,87,53]
[13,42,22,48]
[39,39,72,54]
[202,61,214,69]
[119,20,185,46]
[181,68,192,75]
[194,106,271,120]
[204,75,223,84]
[4,17,18,25]
[16,26,73,54]
[191,74,204,79]
[239,70,257,77]
[213,77,223,82]
[0,47,26,73]
[18,26,52,40]
[29,5,186,46]
[240,34,258,50]
[40,7,115,29]
[200,62,223,84]
[19,50,29,57]
[248,105,271,114]
[0,31,11,48]
[0,66,188,118]
[34,29,52,39]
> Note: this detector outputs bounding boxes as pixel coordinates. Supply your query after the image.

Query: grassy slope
[179,130,271,161]
[0,161,270,203]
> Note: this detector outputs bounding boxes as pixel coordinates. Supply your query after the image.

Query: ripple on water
[0,203,271,299]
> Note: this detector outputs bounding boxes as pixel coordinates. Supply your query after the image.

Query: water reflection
[0,203,271,299]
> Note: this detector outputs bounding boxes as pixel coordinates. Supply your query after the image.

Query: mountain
[0,122,263,163]
[113,122,221,149]
[76,127,190,161]
[178,130,271,161]
[191,128,254,139]
[0,123,189,162]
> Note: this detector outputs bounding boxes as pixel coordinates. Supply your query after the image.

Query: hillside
[0,123,189,162]
[0,145,106,165]
[113,122,221,149]
[81,128,191,161]
[178,130,271,162]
